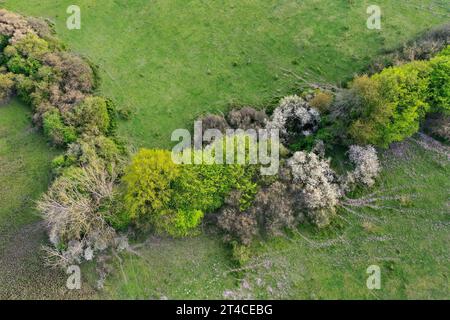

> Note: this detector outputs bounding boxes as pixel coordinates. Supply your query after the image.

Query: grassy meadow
[4,0,450,148]
[0,0,449,299]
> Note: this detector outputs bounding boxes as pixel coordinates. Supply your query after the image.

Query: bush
[37,155,118,266]
[157,209,205,237]
[52,135,124,173]
[217,206,258,246]
[347,145,380,188]
[348,61,432,147]
[226,107,267,130]
[42,110,77,145]
[428,47,450,114]
[124,143,259,236]
[310,91,333,113]
[123,149,180,222]
[7,33,50,60]
[287,151,341,227]
[199,114,230,134]
[423,112,450,143]
[266,95,320,144]
[368,23,450,73]
[0,72,14,102]
[173,160,258,214]
[250,181,298,236]
[69,96,111,135]
[6,54,41,75]
[0,9,36,44]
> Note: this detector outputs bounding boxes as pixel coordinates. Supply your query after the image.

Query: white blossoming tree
[266,95,320,143]
[287,151,342,227]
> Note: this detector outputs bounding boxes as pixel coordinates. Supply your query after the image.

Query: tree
[123,149,180,222]
[348,61,432,147]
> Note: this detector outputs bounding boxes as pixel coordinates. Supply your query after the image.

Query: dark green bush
[42,110,77,145]
[6,54,41,75]
[70,96,111,135]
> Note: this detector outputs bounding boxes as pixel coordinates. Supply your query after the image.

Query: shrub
[348,61,432,147]
[428,48,450,114]
[12,73,34,103]
[55,135,124,172]
[7,33,50,60]
[171,160,256,236]
[123,149,180,222]
[368,23,450,73]
[0,72,14,102]
[124,142,259,236]
[199,114,230,134]
[423,112,450,143]
[42,110,77,145]
[157,209,205,237]
[69,96,111,135]
[227,107,268,130]
[217,206,258,246]
[0,9,36,44]
[6,54,41,75]
[347,145,380,188]
[266,95,320,144]
[105,98,118,134]
[310,91,333,113]
[287,151,341,227]
[250,181,298,236]
[117,105,134,120]
[37,155,118,266]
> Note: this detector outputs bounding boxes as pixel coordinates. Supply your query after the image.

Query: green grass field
[0,0,449,299]
[4,0,449,148]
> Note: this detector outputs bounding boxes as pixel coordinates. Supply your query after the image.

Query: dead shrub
[227,106,268,130]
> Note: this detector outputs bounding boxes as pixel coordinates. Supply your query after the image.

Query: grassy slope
[4,0,449,148]
[99,139,450,299]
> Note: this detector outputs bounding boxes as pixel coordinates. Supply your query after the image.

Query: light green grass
[4,0,449,148]
[98,236,236,299]
[99,140,449,299]
[0,99,57,232]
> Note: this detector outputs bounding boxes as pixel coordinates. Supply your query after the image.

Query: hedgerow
[0,9,124,266]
